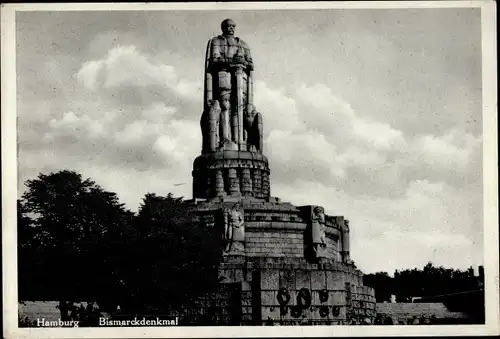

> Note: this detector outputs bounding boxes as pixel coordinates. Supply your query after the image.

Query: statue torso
[312,214,326,244]
[229,209,243,228]
[209,35,253,70]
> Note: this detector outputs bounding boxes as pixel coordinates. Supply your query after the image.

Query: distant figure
[69,302,79,321]
[383,316,394,325]
[59,300,70,321]
[430,315,438,324]
[86,301,94,314]
[83,301,99,326]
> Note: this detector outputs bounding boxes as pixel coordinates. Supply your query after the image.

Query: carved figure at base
[223,203,245,254]
[311,206,327,258]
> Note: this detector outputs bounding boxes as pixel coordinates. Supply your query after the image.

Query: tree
[363,272,393,302]
[119,193,223,313]
[18,171,225,319]
[364,262,482,303]
[17,199,42,301]
[392,262,480,301]
[364,262,480,302]
[18,170,133,314]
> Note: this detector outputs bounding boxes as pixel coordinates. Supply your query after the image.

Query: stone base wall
[134,257,376,326]
[245,231,304,257]
[185,195,368,325]
[189,197,344,261]
[219,257,376,325]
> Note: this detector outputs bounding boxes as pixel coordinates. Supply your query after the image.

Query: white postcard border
[2,1,498,338]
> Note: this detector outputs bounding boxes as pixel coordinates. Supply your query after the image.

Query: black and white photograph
[1,1,498,338]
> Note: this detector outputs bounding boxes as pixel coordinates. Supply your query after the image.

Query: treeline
[17,170,223,315]
[364,263,483,303]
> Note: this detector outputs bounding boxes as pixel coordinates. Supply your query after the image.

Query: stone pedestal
[217,257,376,325]
[192,151,270,200]
[185,197,374,325]
[241,168,252,197]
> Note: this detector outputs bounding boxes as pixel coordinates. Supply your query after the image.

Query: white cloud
[296,83,356,119]
[76,60,104,89]
[76,45,202,101]
[353,119,407,151]
[336,147,387,168]
[254,80,304,136]
[412,129,482,170]
[27,47,205,177]
[261,80,415,198]
[114,119,154,145]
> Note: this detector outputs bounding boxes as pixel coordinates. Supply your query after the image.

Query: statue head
[221,19,236,36]
[313,206,325,222]
[246,103,255,114]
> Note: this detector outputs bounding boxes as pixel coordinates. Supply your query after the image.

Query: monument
[186,19,376,325]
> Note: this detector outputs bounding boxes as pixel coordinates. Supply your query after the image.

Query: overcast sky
[16,8,483,274]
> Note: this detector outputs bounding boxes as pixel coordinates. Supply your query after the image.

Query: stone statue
[201,19,261,153]
[311,206,327,258]
[223,203,245,254]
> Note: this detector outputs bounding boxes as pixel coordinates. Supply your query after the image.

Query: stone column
[228,168,240,195]
[253,169,262,198]
[208,102,220,152]
[215,170,225,196]
[205,72,213,106]
[241,168,252,196]
[220,102,231,145]
[262,171,270,197]
[247,70,254,107]
[235,66,245,149]
[341,220,350,263]
[219,71,232,145]
[203,39,212,112]
[204,172,212,197]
